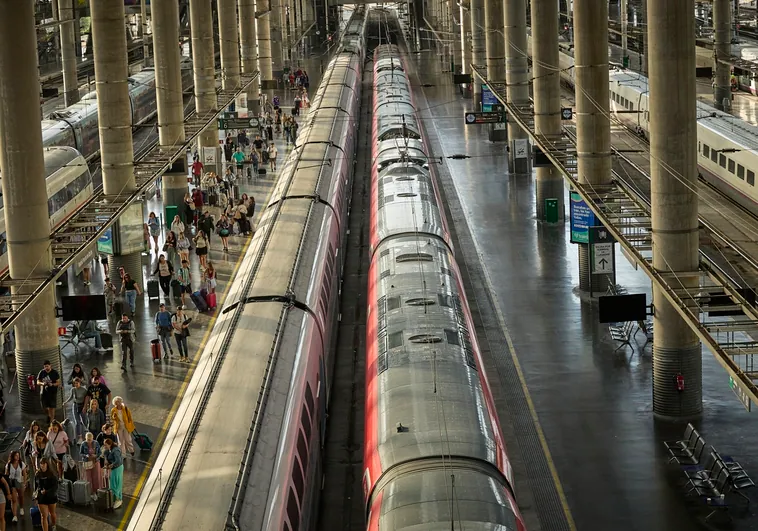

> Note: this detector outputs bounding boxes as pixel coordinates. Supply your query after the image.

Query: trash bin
[165,205,178,230]
[545,198,559,223]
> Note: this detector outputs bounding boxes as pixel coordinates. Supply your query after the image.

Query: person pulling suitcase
[116,315,136,372]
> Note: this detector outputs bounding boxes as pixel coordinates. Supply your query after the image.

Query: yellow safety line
[117,183,273,529]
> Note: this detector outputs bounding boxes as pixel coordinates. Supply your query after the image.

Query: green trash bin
[545,198,559,223]
[165,204,178,230]
[622,56,630,68]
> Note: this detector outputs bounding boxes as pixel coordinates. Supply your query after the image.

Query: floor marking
[117,183,274,529]
[419,80,578,531]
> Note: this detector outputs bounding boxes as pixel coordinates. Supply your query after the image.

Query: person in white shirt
[5,451,27,522]
[268,142,278,171]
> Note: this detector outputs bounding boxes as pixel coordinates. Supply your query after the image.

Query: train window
[388,331,403,349]
[380,249,390,258]
[305,384,315,416]
[711,149,717,163]
[286,488,300,531]
[292,457,305,503]
[297,431,309,470]
[445,329,460,346]
[384,195,394,204]
[738,164,745,179]
[387,296,401,311]
[408,334,443,344]
[719,154,727,168]
[440,267,452,277]
[748,170,755,186]
[405,297,436,306]
[397,192,418,198]
[703,144,710,158]
[438,294,453,307]
[728,159,736,174]
[301,406,312,440]
[380,270,390,280]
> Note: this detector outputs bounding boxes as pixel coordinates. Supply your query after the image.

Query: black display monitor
[61,295,107,321]
[598,294,647,323]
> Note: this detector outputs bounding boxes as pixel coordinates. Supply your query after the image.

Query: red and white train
[364,44,527,530]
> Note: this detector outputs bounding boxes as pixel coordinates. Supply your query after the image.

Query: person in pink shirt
[46,421,69,477]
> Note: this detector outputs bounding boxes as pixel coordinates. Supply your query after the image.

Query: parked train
[526,33,758,213]
[41,58,193,160]
[364,44,526,531]
[0,146,93,274]
[125,8,367,531]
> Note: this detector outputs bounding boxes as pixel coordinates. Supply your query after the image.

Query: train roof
[610,68,758,153]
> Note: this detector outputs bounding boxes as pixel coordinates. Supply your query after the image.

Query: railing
[470,64,758,410]
[0,72,260,334]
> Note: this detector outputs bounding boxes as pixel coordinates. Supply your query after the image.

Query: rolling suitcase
[132,431,154,451]
[101,332,113,350]
[191,291,209,312]
[258,168,267,176]
[62,418,75,445]
[208,193,218,206]
[171,279,183,297]
[58,478,72,504]
[30,505,41,527]
[72,464,91,506]
[205,291,217,309]
[147,279,160,299]
[150,339,161,363]
[97,470,113,512]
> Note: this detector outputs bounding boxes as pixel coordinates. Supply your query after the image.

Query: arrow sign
[592,242,614,274]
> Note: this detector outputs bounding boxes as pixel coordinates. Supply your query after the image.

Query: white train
[527,34,758,212]
[0,146,93,275]
[41,58,193,160]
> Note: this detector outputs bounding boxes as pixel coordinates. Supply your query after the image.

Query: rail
[471,64,758,410]
[0,72,260,335]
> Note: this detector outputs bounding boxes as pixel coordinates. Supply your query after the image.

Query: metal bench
[635,318,653,347]
[712,448,755,503]
[665,423,706,465]
[609,321,635,352]
[687,461,732,523]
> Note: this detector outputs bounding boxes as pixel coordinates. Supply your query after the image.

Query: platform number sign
[561,107,573,121]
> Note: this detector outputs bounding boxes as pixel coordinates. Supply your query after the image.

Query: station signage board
[481,84,499,112]
[569,192,595,244]
[218,117,260,130]
[464,111,506,125]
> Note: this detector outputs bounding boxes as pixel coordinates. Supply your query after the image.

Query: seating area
[605,284,653,351]
[57,321,112,354]
[665,423,756,524]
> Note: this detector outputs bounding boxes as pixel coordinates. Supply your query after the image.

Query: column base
[162,172,190,217]
[15,346,63,414]
[535,167,565,222]
[653,344,703,419]
[489,124,507,142]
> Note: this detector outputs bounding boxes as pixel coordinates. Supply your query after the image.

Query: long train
[526,34,758,214]
[41,58,193,160]
[364,44,526,530]
[125,8,367,531]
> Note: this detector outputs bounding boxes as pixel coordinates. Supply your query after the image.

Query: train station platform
[0,78,315,528]
[403,50,758,530]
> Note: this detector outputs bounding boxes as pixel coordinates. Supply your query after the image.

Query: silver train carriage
[0,146,93,275]
[364,44,526,531]
[125,11,366,531]
[41,58,193,160]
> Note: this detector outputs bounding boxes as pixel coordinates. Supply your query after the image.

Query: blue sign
[481,85,498,112]
[97,227,113,255]
[570,191,595,244]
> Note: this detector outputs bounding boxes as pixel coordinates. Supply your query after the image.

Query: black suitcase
[191,291,209,312]
[261,150,269,163]
[100,333,113,349]
[208,193,217,206]
[147,279,160,299]
[171,279,183,297]
[258,168,267,176]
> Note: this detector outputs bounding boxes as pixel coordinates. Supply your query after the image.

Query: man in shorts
[37,361,60,423]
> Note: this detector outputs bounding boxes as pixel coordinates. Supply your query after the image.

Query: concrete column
[92,0,144,287]
[258,0,274,91]
[218,0,242,90]
[461,3,471,76]
[141,0,151,66]
[714,0,731,111]
[532,0,563,221]
[190,0,219,175]
[450,1,461,72]
[574,0,612,292]
[621,0,629,67]
[239,0,261,114]
[649,0,701,419]
[484,0,505,82]
[641,0,648,75]
[270,0,284,81]
[153,0,188,210]
[504,0,530,173]
[59,0,80,106]
[470,0,485,103]
[0,0,62,414]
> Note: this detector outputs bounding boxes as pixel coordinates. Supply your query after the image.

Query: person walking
[268,142,278,171]
[36,361,60,424]
[170,215,185,239]
[164,231,178,266]
[198,211,214,247]
[204,262,217,294]
[102,439,123,509]
[194,231,209,270]
[34,459,58,531]
[110,397,136,457]
[45,421,69,478]
[120,273,142,316]
[152,254,174,297]
[116,314,136,371]
[62,378,88,443]
[154,303,174,359]
[177,260,192,307]
[177,231,191,264]
[216,214,231,252]
[84,399,106,437]
[5,451,27,523]
[171,306,191,362]
[78,433,101,500]
[147,212,161,252]
[103,278,117,316]
[191,156,203,186]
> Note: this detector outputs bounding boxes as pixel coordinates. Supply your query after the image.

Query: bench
[635,318,653,347]
[609,321,635,352]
